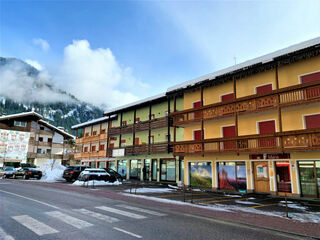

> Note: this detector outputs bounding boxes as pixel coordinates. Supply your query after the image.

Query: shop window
[221,93,234,102]
[193,101,201,120]
[189,162,212,188]
[301,71,320,84]
[84,146,88,152]
[256,84,272,94]
[218,162,246,192]
[305,114,320,129]
[193,130,202,141]
[258,120,276,148]
[99,145,105,151]
[92,146,96,152]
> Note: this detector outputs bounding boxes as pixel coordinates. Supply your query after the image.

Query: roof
[167,36,320,93]
[104,92,166,115]
[0,111,42,121]
[38,120,75,140]
[71,116,110,129]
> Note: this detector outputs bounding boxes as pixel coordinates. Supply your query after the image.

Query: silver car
[0,167,16,178]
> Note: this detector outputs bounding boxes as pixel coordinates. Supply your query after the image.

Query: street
[0,180,312,240]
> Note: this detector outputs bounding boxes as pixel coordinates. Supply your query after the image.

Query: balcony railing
[111,142,170,156]
[108,117,169,136]
[171,81,320,126]
[74,150,107,160]
[172,128,320,155]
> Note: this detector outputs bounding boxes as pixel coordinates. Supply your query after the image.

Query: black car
[103,168,123,182]
[63,165,90,182]
[78,168,115,182]
[13,168,42,180]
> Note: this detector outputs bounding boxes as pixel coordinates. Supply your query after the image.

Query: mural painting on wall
[0,130,30,160]
[189,162,212,188]
[218,163,246,191]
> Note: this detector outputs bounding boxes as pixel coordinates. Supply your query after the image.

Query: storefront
[160,159,176,181]
[130,159,141,179]
[189,162,212,188]
[144,159,151,180]
[218,161,246,192]
[151,159,157,181]
[275,161,292,194]
[117,160,127,178]
[107,160,116,170]
[298,160,320,198]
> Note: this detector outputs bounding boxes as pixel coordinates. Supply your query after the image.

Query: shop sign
[112,148,125,157]
[250,153,290,160]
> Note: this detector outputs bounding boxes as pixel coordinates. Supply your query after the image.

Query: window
[40,126,45,130]
[47,138,52,143]
[93,131,97,136]
[101,129,106,134]
[165,134,170,142]
[222,126,236,150]
[38,137,43,142]
[221,93,235,102]
[14,121,27,127]
[122,121,127,126]
[165,111,169,116]
[121,139,126,147]
[134,137,139,145]
[84,146,88,152]
[92,146,96,152]
[256,84,272,94]
[46,149,51,154]
[99,145,105,151]
[258,120,276,148]
[301,72,320,84]
[305,114,320,129]
[109,143,114,149]
[85,132,89,137]
[135,117,140,123]
[149,135,154,144]
[37,148,42,154]
[193,101,202,119]
[151,114,155,120]
[193,130,202,141]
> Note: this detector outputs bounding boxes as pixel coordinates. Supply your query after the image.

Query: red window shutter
[301,72,320,84]
[135,117,140,123]
[193,101,201,108]
[256,84,272,94]
[109,143,114,149]
[134,137,139,145]
[258,120,276,134]
[305,114,320,129]
[222,126,236,150]
[221,93,235,102]
[193,101,202,119]
[92,146,96,152]
[121,139,126,143]
[101,129,106,134]
[193,130,202,141]
[84,147,88,152]
[99,145,104,151]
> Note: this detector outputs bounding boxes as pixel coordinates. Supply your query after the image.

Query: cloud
[25,59,43,71]
[55,40,148,109]
[32,38,50,51]
[0,60,75,104]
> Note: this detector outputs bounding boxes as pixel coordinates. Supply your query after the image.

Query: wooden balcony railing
[108,117,169,136]
[171,81,320,126]
[172,128,320,155]
[111,142,170,156]
[74,150,107,160]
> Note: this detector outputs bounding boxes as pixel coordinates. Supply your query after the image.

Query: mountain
[0,57,104,134]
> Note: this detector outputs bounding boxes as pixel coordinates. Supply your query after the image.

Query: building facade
[0,112,75,167]
[168,38,320,198]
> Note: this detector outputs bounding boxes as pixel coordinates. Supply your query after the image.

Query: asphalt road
[0,180,309,240]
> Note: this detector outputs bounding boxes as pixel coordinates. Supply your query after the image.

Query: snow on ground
[123,188,175,193]
[121,192,320,223]
[39,159,66,182]
[235,200,260,205]
[72,180,122,186]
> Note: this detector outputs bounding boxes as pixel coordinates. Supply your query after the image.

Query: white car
[78,168,114,182]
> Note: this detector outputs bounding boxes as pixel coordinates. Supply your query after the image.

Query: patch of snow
[168,184,179,189]
[38,159,66,182]
[223,194,242,198]
[235,200,260,205]
[72,180,122,186]
[123,188,175,193]
[248,197,256,200]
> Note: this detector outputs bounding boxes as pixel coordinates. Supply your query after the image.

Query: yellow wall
[184,91,201,109]
[184,124,201,141]
[278,55,320,88]
[237,69,276,98]
[203,81,233,105]
[204,118,235,138]
[281,102,320,131]
[238,111,279,136]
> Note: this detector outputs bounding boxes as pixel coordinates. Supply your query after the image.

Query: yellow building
[168,37,320,198]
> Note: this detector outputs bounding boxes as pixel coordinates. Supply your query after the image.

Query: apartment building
[72,116,113,168]
[167,37,320,198]
[104,93,184,183]
[0,112,75,167]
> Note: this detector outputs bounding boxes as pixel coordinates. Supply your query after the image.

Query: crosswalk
[2,205,167,239]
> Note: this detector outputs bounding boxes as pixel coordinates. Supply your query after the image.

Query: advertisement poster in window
[0,130,30,161]
[256,164,268,178]
[189,162,212,188]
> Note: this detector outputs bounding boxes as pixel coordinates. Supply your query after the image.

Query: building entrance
[253,161,270,193]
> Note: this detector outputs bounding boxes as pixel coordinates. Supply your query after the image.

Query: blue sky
[1,0,320,108]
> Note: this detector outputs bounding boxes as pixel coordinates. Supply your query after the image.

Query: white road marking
[45,211,93,229]
[73,208,119,223]
[116,205,167,216]
[0,189,60,210]
[12,215,59,236]
[0,226,15,240]
[95,206,147,219]
[113,227,142,239]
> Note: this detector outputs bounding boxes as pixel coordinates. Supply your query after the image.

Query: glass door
[144,159,150,180]
[130,160,141,179]
[299,161,319,198]
[161,160,167,181]
[152,159,157,181]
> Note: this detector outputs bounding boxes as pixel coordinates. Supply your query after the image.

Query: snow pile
[123,188,175,193]
[72,180,122,186]
[39,159,66,182]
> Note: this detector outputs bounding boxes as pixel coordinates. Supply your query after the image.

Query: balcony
[74,151,107,160]
[111,142,170,156]
[172,128,320,155]
[171,81,320,126]
[108,117,169,136]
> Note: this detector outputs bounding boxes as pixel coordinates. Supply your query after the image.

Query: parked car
[0,167,16,178]
[78,168,115,182]
[103,168,123,182]
[63,165,90,182]
[13,168,42,180]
